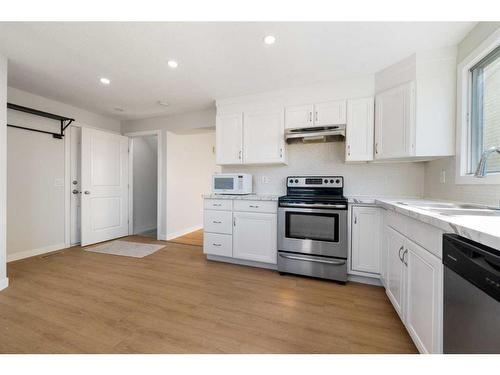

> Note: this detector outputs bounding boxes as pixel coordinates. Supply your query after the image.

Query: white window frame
[456,27,500,185]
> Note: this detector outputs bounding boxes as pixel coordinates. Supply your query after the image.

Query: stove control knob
[330,179,334,183]
[336,179,340,184]
[324,179,328,183]
[295,179,299,183]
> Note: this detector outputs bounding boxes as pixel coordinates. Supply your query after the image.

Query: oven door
[278,206,347,258]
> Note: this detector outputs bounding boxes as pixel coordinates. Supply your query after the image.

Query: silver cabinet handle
[279,253,346,266]
[212,203,222,207]
[375,142,379,154]
[354,215,357,224]
[309,111,312,123]
[347,145,351,156]
[84,191,91,195]
[212,243,221,247]
[249,205,259,208]
[280,147,283,158]
[233,217,236,226]
[212,221,222,224]
[238,150,242,160]
[398,246,404,262]
[315,111,318,122]
[403,249,408,266]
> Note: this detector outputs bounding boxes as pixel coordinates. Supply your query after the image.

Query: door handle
[279,253,346,266]
[84,191,91,195]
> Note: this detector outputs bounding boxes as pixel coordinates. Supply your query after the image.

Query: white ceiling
[0,22,475,120]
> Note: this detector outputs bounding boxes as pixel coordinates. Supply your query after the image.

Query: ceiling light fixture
[167,60,178,68]
[100,77,111,85]
[263,35,276,45]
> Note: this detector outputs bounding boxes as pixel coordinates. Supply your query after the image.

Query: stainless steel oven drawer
[278,252,347,282]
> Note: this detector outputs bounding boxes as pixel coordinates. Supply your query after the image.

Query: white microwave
[212,173,252,195]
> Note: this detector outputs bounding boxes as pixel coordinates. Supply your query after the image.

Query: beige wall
[0,55,7,287]
[424,22,500,206]
[7,88,121,261]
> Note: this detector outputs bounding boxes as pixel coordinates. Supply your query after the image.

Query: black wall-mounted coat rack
[7,103,75,139]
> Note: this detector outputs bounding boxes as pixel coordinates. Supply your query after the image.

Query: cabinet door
[374,81,415,159]
[233,212,277,264]
[314,100,347,126]
[385,226,406,320]
[243,110,285,164]
[285,104,314,129]
[405,239,443,353]
[345,97,374,162]
[216,113,243,165]
[351,206,381,275]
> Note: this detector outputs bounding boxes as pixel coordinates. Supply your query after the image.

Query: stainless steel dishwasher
[443,234,500,353]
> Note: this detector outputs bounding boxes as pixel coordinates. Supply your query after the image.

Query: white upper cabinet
[375,82,415,159]
[350,206,381,275]
[314,100,346,126]
[243,110,285,164]
[345,97,374,162]
[285,100,346,129]
[284,104,313,129]
[374,47,457,160]
[216,113,243,165]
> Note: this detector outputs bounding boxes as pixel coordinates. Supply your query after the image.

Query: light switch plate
[262,176,270,184]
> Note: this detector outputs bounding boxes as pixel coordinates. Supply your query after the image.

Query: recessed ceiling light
[100,77,111,85]
[263,35,276,45]
[167,60,178,68]
[157,100,170,107]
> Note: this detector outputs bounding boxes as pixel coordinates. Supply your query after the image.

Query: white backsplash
[424,157,500,207]
[222,141,425,198]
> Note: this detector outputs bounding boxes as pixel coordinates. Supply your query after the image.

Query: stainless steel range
[277,176,348,283]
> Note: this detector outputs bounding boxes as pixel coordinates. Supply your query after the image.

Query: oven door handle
[279,253,346,265]
[279,203,347,209]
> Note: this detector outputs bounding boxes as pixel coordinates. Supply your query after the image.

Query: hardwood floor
[0,236,417,353]
[168,229,203,247]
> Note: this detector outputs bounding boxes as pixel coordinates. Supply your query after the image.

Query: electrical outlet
[440,169,446,184]
[262,176,270,184]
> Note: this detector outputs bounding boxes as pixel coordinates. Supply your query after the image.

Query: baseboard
[166,224,202,241]
[0,277,8,292]
[348,274,383,286]
[206,254,278,270]
[7,243,67,262]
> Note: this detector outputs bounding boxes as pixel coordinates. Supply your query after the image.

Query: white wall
[166,131,218,239]
[133,135,158,234]
[0,55,7,290]
[424,22,500,206]
[6,88,121,261]
[122,108,216,240]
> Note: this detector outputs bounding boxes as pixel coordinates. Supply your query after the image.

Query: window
[469,44,500,174]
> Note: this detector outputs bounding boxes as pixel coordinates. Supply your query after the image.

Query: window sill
[455,172,500,185]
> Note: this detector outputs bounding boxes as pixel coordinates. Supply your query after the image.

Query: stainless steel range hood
[285,125,346,144]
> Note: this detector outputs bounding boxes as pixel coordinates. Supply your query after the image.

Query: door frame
[64,124,122,248]
[125,130,163,240]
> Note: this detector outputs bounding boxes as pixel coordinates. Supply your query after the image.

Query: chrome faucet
[474,146,500,177]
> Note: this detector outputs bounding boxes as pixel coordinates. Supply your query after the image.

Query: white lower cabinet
[203,198,278,265]
[381,211,443,354]
[405,240,442,354]
[350,206,382,275]
[233,212,277,264]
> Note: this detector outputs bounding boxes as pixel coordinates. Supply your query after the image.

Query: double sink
[396,201,500,217]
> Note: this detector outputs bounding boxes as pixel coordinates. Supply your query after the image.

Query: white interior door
[81,128,129,246]
[70,126,82,245]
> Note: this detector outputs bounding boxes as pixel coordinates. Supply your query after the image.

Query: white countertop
[375,198,500,251]
[202,193,280,201]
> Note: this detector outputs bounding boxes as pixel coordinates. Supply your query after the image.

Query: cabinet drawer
[233,200,277,213]
[203,233,232,257]
[204,199,233,211]
[204,210,233,235]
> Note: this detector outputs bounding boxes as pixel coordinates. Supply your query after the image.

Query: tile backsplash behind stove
[222,141,425,198]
